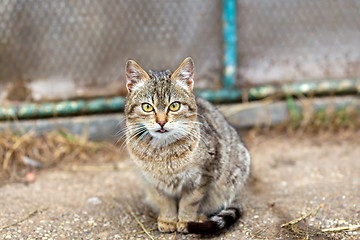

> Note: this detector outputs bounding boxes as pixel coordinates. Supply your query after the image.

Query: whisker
[187,127,207,142]
[115,122,147,138]
[119,127,146,150]
[123,127,146,144]
[131,129,149,148]
[115,125,139,137]
[178,122,207,136]
[115,127,138,144]
[115,127,132,144]
[116,117,127,127]
[180,127,206,145]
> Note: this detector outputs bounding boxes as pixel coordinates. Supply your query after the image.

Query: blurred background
[0,1,360,239]
[0,0,360,171]
[0,0,359,107]
[1,0,360,175]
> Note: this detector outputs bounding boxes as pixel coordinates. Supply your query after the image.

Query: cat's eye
[141,103,154,112]
[168,102,181,112]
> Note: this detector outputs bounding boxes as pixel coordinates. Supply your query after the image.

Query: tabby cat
[124,57,250,234]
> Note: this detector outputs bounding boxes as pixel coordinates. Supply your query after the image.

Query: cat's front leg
[149,187,178,232]
[177,182,208,233]
[157,198,177,233]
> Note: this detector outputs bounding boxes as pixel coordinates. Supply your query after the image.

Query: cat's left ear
[172,57,194,91]
[125,60,150,92]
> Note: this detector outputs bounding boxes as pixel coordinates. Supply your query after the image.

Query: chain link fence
[0,0,222,102]
[0,0,359,102]
[237,0,360,86]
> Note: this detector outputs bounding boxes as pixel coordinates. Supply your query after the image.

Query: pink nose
[157,120,166,127]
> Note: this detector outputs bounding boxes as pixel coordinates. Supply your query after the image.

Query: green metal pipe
[197,78,359,103]
[0,97,126,120]
[222,0,237,88]
[0,78,359,120]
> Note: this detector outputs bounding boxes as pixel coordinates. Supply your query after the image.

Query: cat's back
[195,97,235,138]
[195,97,250,206]
[195,96,250,170]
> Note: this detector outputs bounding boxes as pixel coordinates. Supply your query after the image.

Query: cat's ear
[125,60,150,92]
[172,57,194,91]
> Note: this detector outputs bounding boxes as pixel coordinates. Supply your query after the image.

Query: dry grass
[249,96,360,138]
[285,97,360,134]
[0,129,122,184]
[1,97,359,185]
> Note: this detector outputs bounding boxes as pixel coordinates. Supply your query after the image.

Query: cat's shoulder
[196,96,213,108]
[195,96,219,113]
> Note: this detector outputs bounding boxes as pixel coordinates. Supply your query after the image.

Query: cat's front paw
[157,218,177,233]
[176,221,189,233]
[197,215,207,222]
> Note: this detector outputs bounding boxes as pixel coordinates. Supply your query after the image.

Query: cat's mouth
[157,128,168,133]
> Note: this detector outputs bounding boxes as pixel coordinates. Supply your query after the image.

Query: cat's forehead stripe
[128,69,193,112]
[147,71,174,105]
[148,70,171,81]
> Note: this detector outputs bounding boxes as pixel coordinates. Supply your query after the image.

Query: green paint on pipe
[0,79,359,120]
[222,0,237,88]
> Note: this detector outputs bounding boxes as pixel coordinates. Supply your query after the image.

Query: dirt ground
[1,130,359,240]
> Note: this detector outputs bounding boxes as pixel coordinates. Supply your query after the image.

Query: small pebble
[87,197,102,205]
[26,171,36,183]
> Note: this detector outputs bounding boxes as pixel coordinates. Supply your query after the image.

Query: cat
[124,57,251,234]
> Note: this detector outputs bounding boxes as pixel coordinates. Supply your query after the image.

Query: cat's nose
[157,120,166,127]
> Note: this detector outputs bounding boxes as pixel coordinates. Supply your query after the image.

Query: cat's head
[124,57,198,144]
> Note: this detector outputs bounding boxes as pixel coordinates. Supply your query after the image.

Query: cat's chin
[149,130,180,145]
[150,130,171,139]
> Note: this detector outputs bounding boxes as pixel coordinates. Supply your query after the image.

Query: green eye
[169,102,181,112]
[141,103,154,112]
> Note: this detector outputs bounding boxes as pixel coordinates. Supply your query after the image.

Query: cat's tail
[187,207,241,234]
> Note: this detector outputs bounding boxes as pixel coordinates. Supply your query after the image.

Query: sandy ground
[1,130,360,240]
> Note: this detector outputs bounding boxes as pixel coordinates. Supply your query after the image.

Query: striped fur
[124,57,251,235]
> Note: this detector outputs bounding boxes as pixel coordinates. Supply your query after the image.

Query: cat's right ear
[125,60,150,92]
[172,57,194,91]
